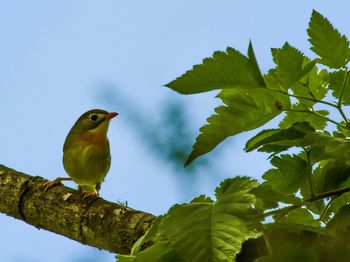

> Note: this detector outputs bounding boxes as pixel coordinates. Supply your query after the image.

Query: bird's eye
[90,114,98,121]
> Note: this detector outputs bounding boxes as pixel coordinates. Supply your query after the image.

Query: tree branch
[0,164,155,255]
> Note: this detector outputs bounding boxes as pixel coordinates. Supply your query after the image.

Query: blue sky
[1,1,350,261]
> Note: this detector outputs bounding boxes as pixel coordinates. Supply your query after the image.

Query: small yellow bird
[44,109,118,198]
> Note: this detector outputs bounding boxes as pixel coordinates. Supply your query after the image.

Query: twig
[262,185,350,218]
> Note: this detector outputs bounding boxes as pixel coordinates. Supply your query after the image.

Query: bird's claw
[42,179,62,192]
[82,191,99,200]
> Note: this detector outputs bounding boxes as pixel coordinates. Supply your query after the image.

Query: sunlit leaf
[251,184,301,210]
[304,132,350,164]
[286,208,320,228]
[185,88,290,165]
[130,177,262,262]
[329,70,350,105]
[271,43,314,88]
[130,216,164,256]
[308,10,349,68]
[263,154,307,194]
[307,68,329,100]
[118,255,135,262]
[166,43,265,94]
[279,104,329,130]
[245,122,314,153]
[289,66,328,108]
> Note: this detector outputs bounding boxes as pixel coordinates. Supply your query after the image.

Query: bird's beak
[105,112,118,120]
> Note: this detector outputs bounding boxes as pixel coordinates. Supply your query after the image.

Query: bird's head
[68,109,118,141]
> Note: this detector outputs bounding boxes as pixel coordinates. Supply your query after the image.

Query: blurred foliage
[97,83,211,172]
[97,83,226,201]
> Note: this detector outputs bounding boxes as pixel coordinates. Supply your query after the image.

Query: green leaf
[265,221,327,237]
[162,177,261,261]
[130,216,165,256]
[236,237,267,262]
[328,192,350,215]
[119,244,181,262]
[247,41,266,87]
[280,105,329,130]
[264,69,283,90]
[308,10,349,68]
[321,205,350,260]
[259,243,318,262]
[307,68,329,101]
[166,43,265,94]
[245,129,281,152]
[118,255,135,262]
[328,205,350,233]
[261,223,325,261]
[251,184,301,210]
[133,177,262,262]
[245,122,315,153]
[304,132,350,164]
[299,164,326,215]
[185,88,290,165]
[314,160,350,193]
[271,43,313,88]
[288,66,329,108]
[337,122,350,137]
[263,154,307,194]
[329,70,350,105]
[286,208,320,228]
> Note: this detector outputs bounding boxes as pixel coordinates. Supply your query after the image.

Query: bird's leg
[42,177,72,192]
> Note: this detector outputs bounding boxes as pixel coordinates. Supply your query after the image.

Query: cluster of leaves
[119,10,350,262]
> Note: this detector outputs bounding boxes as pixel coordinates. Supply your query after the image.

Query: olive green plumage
[63,109,117,194]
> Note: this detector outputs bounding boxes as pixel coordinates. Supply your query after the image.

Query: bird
[43,109,118,198]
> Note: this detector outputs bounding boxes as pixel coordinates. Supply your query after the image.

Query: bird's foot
[42,177,71,192]
[82,191,99,200]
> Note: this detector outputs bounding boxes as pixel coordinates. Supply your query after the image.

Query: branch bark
[0,164,155,254]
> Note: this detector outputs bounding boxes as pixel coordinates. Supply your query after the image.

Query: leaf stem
[305,149,315,198]
[284,108,346,128]
[337,70,349,122]
[312,186,350,200]
[262,205,301,219]
[338,108,348,123]
[266,86,350,125]
[263,232,273,257]
[261,185,350,218]
[318,198,335,222]
[266,87,337,108]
